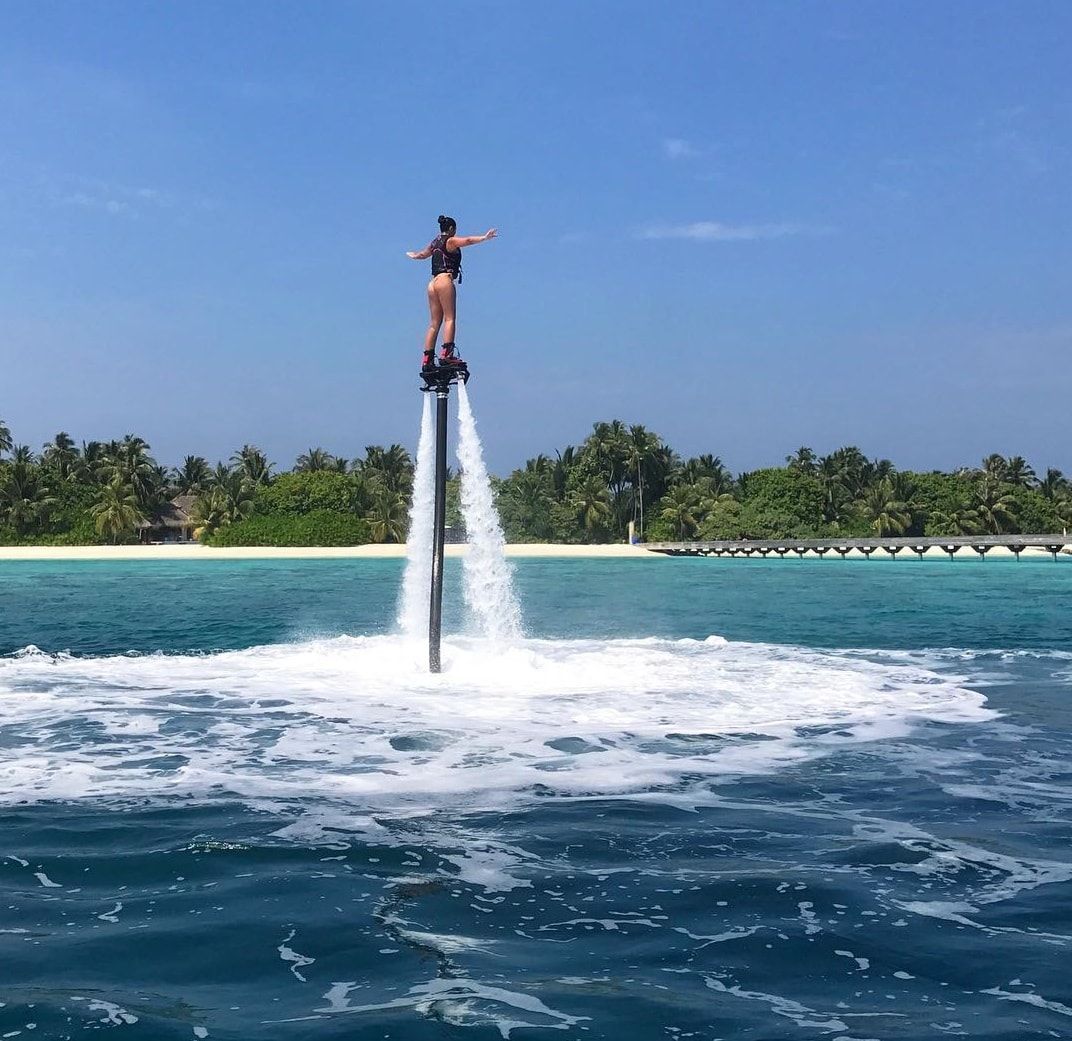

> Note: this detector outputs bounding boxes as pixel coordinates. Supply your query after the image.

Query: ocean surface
[1,556,1071,1040]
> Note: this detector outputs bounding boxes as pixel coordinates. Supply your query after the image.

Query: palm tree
[928,507,983,536]
[1038,468,1068,501]
[859,479,911,536]
[76,441,109,484]
[979,453,1009,484]
[818,455,852,523]
[862,457,896,487]
[0,461,56,534]
[624,424,662,539]
[660,484,702,540]
[677,455,732,495]
[330,456,350,473]
[501,469,555,541]
[552,446,578,501]
[367,488,407,543]
[821,446,870,498]
[295,447,335,472]
[360,444,414,496]
[524,454,554,477]
[0,419,12,458]
[214,469,256,524]
[42,432,79,480]
[90,477,144,543]
[567,476,612,535]
[190,488,228,537]
[584,421,630,504]
[973,478,1019,534]
[12,444,35,466]
[101,436,158,509]
[174,455,212,494]
[230,445,273,486]
[785,446,817,475]
[1055,495,1072,532]
[1004,455,1036,488]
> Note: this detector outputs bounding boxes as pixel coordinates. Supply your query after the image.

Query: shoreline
[0,543,1066,561]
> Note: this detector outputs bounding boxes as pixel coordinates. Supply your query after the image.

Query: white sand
[0,544,1066,562]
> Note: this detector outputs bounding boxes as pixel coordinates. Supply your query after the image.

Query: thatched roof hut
[137,493,198,542]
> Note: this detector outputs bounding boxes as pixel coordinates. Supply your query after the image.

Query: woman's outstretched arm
[406,243,434,260]
[447,228,498,250]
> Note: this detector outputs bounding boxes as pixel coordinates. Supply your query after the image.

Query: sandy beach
[0,543,1066,561]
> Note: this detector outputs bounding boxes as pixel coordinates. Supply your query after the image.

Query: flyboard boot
[439,342,465,367]
[439,342,469,382]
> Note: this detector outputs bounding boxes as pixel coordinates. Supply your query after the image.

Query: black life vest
[430,233,462,282]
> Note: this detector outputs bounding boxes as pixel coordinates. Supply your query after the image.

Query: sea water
[1,557,1071,1039]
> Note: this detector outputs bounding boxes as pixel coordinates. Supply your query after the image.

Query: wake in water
[456,383,522,642]
[398,394,435,639]
[0,635,991,811]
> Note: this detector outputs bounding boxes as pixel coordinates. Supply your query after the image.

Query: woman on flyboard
[407,215,498,373]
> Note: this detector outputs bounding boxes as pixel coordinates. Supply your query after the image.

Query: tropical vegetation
[0,415,1069,546]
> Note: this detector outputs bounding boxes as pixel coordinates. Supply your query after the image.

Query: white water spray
[456,383,522,642]
[398,394,435,639]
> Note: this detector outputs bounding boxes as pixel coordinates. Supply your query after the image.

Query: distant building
[137,493,198,543]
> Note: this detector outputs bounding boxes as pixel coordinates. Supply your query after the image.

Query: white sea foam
[0,635,991,814]
[456,383,522,642]
[398,395,436,641]
[288,976,589,1036]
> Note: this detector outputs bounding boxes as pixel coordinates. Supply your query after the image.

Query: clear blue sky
[2,2,1069,475]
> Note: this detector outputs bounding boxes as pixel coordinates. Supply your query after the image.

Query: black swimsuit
[430,233,462,282]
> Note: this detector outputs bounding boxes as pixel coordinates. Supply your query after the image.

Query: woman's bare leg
[434,275,457,348]
[424,280,443,353]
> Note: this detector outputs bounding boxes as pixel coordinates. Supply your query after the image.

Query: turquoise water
[1,557,1071,1039]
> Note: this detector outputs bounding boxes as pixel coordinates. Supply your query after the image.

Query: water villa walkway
[645,535,1072,561]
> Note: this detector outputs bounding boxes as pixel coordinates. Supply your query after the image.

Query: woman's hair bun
[438,214,457,232]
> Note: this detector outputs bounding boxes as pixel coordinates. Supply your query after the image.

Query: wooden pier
[644,535,1071,561]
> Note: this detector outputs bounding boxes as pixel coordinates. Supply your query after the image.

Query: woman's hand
[484,229,498,241]
[406,251,421,259]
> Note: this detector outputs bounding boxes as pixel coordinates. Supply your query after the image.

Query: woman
[407,215,498,370]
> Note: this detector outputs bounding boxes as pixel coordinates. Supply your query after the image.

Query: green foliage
[1006,488,1059,535]
[737,468,826,535]
[90,477,145,543]
[497,469,556,542]
[858,479,911,536]
[0,425,1068,547]
[366,488,407,543]
[904,471,973,518]
[207,511,371,547]
[257,471,365,515]
[0,460,57,535]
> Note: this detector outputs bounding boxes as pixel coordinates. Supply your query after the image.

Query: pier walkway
[645,535,1071,561]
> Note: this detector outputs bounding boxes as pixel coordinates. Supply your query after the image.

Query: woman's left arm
[406,244,434,260]
[448,228,498,250]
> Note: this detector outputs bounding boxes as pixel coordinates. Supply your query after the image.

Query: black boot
[440,342,465,366]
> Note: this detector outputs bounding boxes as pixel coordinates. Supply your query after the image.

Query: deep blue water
[1,557,1071,1040]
